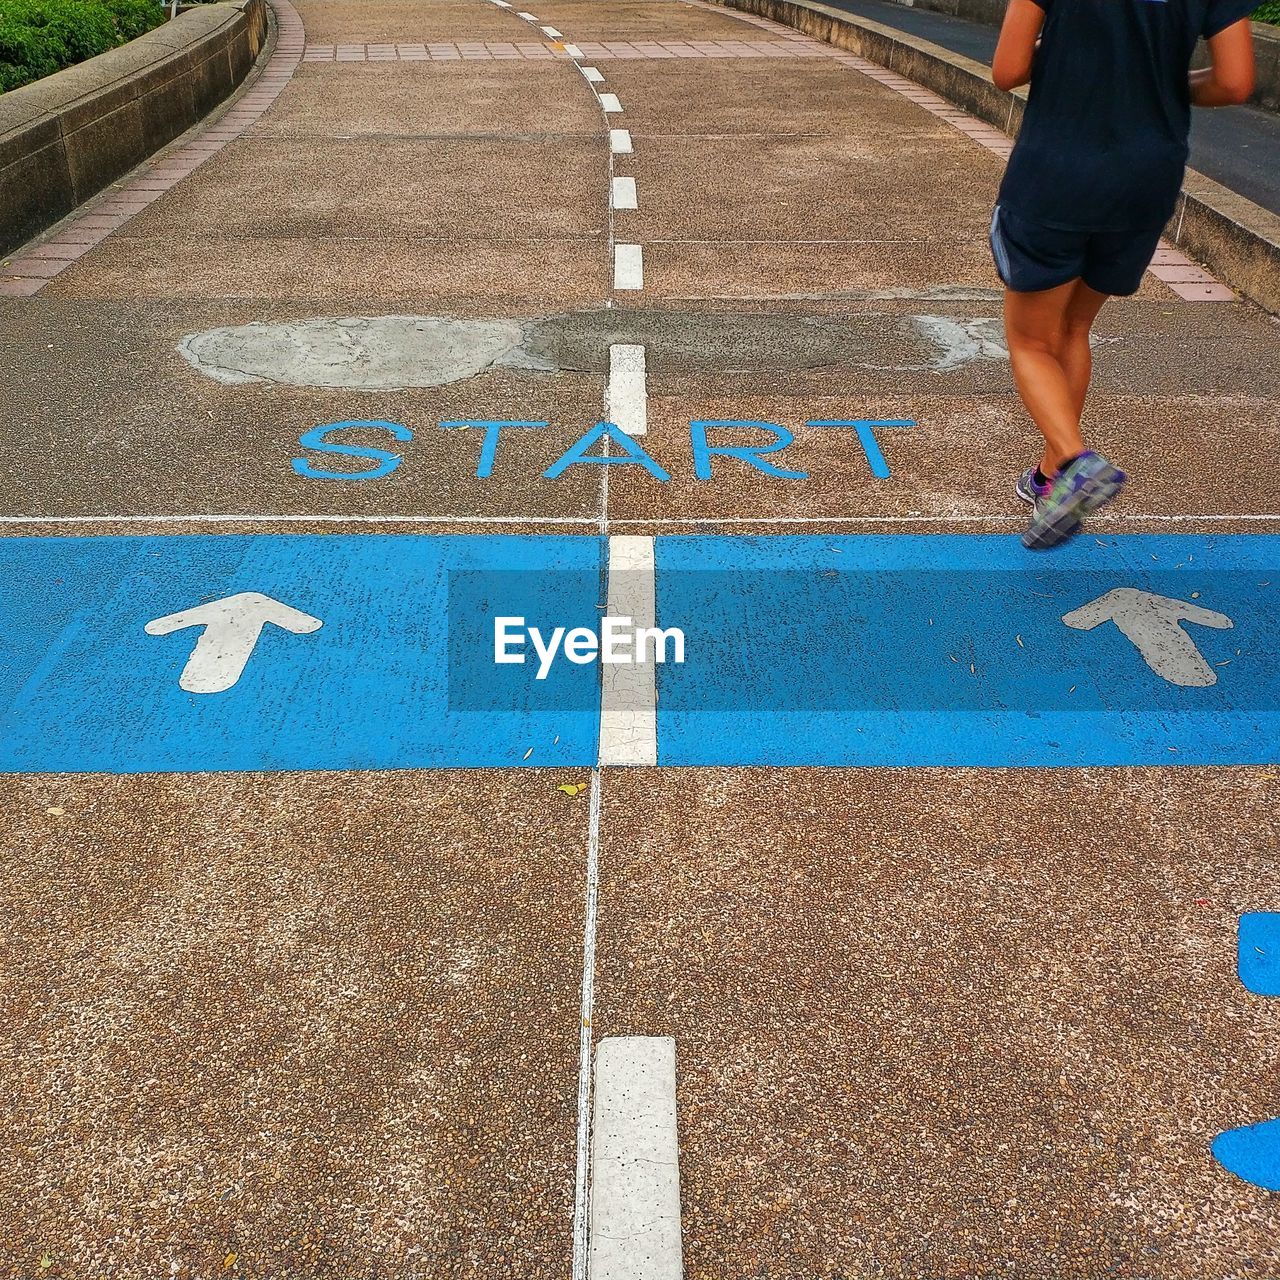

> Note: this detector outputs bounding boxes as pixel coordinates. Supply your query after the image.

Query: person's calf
[1008,349,1088,470]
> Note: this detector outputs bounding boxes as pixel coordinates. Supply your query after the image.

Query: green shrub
[1253,1,1280,23]
[104,0,168,40]
[0,0,166,93]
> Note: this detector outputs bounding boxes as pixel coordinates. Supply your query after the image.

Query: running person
[989,0,1256,549]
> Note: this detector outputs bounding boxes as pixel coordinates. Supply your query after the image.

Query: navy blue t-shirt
[997,0,1255,232]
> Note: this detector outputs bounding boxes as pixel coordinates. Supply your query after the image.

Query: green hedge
[0,0,166,93]
[1253,2,1279,24]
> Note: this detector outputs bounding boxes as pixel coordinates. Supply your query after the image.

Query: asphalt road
[1,0,1278,1276]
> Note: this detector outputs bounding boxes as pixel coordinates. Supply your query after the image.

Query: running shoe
[1022,451,1126,550]
[1015,466,1052,508]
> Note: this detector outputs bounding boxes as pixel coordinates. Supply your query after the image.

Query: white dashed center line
[609,128,632,154]
[582,65,604,82]
[613,244,644,290]
[589,1036,683,1278]
[611,175,638,210]
[606,343,647,435]
[597,538,659,767]
[599,92,623,113]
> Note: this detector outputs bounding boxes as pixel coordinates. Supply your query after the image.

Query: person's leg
[1003,279,1091,475]
[1058,278,1110,425]
[996,217,1129,549]
[1014,283,1126,550]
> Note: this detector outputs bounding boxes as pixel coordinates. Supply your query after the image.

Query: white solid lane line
[598,535,658,767]
[607,343,646,435]
[571,769,605,1280]
[609,128,632,154]
[589,1037,683,1280]
[9,512,1275,528]
[0,513,606,526]
[613,244,643,290]
[599,93,623,113]
[611,175,638,211]
[582,65,605,82]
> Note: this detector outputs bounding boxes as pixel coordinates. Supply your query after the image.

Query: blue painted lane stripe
[653,534,1280,767]
[0,535,604,774]
[1239,913,1280,997]
[1214,914,1280,1191]
[5,532,1279,774]
[1213,1119,1280,1192]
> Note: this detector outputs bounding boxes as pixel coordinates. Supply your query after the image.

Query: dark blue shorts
[989,205,1162,297]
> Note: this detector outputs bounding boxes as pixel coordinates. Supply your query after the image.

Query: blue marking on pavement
[653,534,1280,767]
[1213,1119,1280,1192]
[4,531,1279,774]
[0,535,603,773]
[292,420,412,480]
[438,419,548,479]
[1239,913,1280,997]
[543,422,671,481]
[690,420,807,480]
[1215,914,1280,1191]
[806,419,915,479]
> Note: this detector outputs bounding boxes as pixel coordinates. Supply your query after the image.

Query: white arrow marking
[145,592,323,694]
[1062,588,1233,687]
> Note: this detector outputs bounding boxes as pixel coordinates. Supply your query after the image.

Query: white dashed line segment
[599,93,623,113]
[542,24,562,36]
[598,537,659,767]
[589,1036,683,1279]
[613,244,644,290]
[564,42,583,58]
[606,343,647,435]
[611,175,638,210]
[582,65,605,82]
[571,770,604,1280]
[609,128,632,154]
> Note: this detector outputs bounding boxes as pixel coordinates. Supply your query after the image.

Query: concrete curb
[0,0,268,257]
[711,0,1280,315]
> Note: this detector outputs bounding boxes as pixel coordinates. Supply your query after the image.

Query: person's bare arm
[1190,19,1255,106]
[992,0,1046,92]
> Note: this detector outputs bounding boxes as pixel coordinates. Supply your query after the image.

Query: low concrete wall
[0,0,267,257]
[891,0,1280,114]
[715,0,1280,314]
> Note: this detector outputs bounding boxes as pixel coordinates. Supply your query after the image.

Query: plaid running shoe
[1015,466,1052,508]
[1022,451,1126,550]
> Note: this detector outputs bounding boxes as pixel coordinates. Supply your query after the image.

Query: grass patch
[0,0,166,93]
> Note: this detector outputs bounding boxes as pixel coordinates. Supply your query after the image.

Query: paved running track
[1,0,1279,1275]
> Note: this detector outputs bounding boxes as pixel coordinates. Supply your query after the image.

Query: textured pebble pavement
[1,0,1279,1275]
